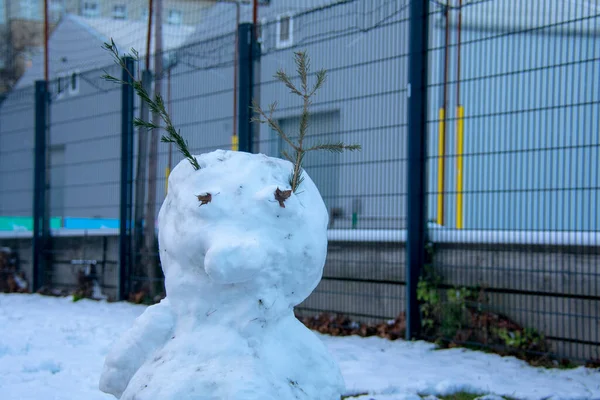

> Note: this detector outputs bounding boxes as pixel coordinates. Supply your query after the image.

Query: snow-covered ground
[0,293,599,400]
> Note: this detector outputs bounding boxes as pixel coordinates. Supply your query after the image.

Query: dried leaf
[274,187,292,208]
[196,193,212,206]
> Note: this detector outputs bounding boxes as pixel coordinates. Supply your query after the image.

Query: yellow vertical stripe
[456,106,465,229]
[437,108,445,226]
[231,135,239,151]
[165,166,171,195]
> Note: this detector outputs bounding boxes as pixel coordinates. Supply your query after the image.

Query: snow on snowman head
[157,150,330,316]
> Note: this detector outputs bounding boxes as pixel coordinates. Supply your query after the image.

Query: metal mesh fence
[0,84,37,290]
[40,66,122,297]
[0,0,598,363]
[425,0,599,362]
[0,85,36,220]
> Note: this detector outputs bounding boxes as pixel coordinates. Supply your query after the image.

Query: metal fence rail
[0,0,598,364]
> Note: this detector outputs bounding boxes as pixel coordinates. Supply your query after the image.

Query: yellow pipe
[165,166,171,194]
[456,106,464,229]
[231,135,239,151]
[437,108,445,226]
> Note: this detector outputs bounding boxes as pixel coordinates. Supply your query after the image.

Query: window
[69,71,80,95]
[112,4,127,19]
[257,18,267,44]
[276,14,293,48]
[82,1,99,17]
[167,9,182,25]
[56,73,67,98]
[141,8,148,20]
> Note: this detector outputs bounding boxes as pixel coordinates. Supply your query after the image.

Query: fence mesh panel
[425,0,600,362]
[0,84,37,292]
[0,0,597,363]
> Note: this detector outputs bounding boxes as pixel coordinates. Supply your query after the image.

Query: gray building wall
[0,13,176,222]
[47,65,122,220]
[255,0,410,229]
[252,0,600,231]
[0,66,123,220]
[0,85,35,217]
[427,1,600,231]
[0,12,124,220]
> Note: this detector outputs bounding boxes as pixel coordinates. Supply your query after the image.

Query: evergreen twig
[251,51,361,193]
[101,38,200,170]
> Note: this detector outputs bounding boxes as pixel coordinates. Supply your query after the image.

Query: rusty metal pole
[44,0,49,81]
[144,0,164,297]
[146,0,154,70]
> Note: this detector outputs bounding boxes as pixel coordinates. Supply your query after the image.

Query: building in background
[1,0,211,24]
[0,11,196,229]
[183,0,599,231]
[46,0,211,26]
[0,0,210,95]
[0,0,50,95]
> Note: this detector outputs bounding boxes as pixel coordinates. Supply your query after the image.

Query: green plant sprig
[101,38,200,170]
[251,51,361,192]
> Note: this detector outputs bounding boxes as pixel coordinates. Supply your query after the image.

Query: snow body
[99,150,344,400]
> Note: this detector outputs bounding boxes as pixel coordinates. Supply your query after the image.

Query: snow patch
[1,294,600,400]
[22,360,61,375]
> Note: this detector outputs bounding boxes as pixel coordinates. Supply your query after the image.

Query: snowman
[99,149,345,400]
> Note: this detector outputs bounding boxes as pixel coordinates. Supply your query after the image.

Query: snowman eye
[274,187,292,208]
[196,193,212,206]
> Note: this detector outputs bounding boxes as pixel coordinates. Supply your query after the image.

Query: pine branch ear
[310,69,327,96]
[251,51,360,194]
[101,39,200,171]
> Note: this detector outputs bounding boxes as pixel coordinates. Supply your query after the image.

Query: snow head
[158,149,329,322]
[100,150,344,400]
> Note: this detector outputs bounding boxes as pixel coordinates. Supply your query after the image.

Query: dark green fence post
[406,0,430,340]
[119,57,135,301]
[32,80,49,292]
[237,22,254,153]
